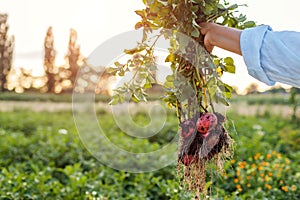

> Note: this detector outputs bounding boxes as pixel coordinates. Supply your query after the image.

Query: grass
[0,91,111,103]
[0,91,291,104]
[0,91,164,103]
[230,93,290,105]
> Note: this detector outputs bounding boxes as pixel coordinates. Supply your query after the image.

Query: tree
[245,83,259,94]
[66,28,81,85]
[0,13,14,92]
[43,26,57,92]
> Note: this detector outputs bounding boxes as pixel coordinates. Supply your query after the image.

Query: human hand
[199,22,242,55]
[199,22,215,53]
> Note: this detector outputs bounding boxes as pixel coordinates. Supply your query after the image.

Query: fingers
[203,33,214,53]
[199,23,214,53]
[199,22,210,35]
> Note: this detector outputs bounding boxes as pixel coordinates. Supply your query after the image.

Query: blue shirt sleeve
[240,25,300,87]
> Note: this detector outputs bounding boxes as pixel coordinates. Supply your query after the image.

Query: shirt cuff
[240,25,276,86]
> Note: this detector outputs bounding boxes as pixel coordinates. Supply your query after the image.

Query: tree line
[0,13,114,95]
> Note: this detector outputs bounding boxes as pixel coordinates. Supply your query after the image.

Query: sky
[1,0,300,93]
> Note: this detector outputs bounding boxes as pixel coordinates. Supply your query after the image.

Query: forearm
[200,23,242,55]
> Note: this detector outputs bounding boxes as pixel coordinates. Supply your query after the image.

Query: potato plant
[108,0,255,197]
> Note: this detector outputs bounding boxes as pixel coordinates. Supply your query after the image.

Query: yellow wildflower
[234,179,239,183]
[281,186,288,192]
[265,176,270,182]
[266,154,271,159]
[285,159,291,164]
[260,173,265,178]
[268,172,273,177]
[247,183,251,188]
[236,184,241,189]
[291,185,297,191]
[265,184,272,190]
[251,163,256,168]
[262,161,269,166]
[238,161,247,169]
[277,153,282,158]
[231,159,236,164]
[277,174,281,178]
[279,180,284,184]
[254,153,261,160]
[246,176,251,180]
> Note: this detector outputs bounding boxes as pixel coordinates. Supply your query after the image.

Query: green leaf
[191,28,200,38]
[219,83,233,99]
[224,57,234,65]
[106,67,119,75]
[207,77,216,88]
[124,48,139,55]
[109,95,120,105]
[132,93,140,103]
[202,4,214,15]
[243,21,256,28]
[124,46,146,55]
[114,61,124,67]
[146,74,156,84]
[191,5,199,13]
[164,80,174,88]
[216,3,225,10]
[144,81,152,89]
[228,4,238,10]
[205,181,213,190]
[118,69,125,76]
[166,75,174,82]
[224,57,235,73]
[237,14,247,23]
[215,93,230,106]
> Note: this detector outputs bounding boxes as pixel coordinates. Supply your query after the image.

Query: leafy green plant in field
[0,110,186,199]
[0,109,299,199]
[289,87,300,121]
[278,127,300,154]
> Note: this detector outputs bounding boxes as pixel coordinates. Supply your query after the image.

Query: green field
[0,95,299,199]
